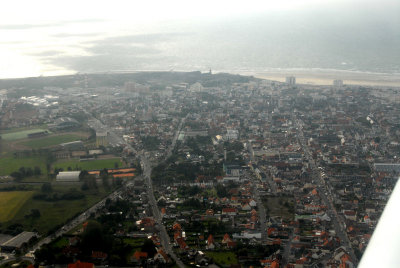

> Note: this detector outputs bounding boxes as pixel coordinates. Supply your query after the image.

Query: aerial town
[0,71,399,268]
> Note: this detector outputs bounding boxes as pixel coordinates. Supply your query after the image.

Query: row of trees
[11,166,41,181]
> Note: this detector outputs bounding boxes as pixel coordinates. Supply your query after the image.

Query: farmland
[0,191,34,222]
[54,158,124,171]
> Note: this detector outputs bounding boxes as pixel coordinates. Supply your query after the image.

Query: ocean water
[1,6,399,78]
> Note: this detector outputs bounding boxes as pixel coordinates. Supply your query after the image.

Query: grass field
[0,129,50,141]
[9,186,111,234]
[0,191,34,222]
[54,158,124,171]
[20,134,84,149]
[0,156,47,176]
[205,251,238,266]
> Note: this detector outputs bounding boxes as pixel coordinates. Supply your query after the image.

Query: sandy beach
[231,69,400,87]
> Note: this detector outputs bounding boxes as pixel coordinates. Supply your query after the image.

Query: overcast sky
[0,0,399,78]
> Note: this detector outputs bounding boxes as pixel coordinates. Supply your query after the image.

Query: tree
[19,167,26,176]
[81,221,110,252]
[11,171,23,182]
[31,209,41,218]
[141,239,157,258]
[41,182,53,193]
[26,167,33,177]
[34,166,41,176]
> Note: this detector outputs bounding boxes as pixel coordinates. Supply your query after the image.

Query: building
[0,231,37,252]
[53,117,80,130]
[333,79,343,87]
[185,130,209,137]
[56,171,81,182]
[225,129,239,140]
[68,260,95,268]
[374,163,400,173]
[286,76,296,85]
[96,131,109,147]
[60,140,84,151]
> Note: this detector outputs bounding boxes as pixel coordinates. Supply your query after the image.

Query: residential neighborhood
[0,72,399,267]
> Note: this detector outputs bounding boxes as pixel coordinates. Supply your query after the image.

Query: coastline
[229,69,400,87]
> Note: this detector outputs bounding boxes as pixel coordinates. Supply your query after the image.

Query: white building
[225,129,239,140]
[56,171,81,182]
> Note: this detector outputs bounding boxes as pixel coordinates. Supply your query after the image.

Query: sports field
[20,134,84,149]
[0,156,47,176]
[0,191,34,222]
[0,129,49,141]
[54,158,124,171]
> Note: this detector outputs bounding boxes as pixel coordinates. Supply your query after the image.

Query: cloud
[39,32,188,72]
[51,32,104,38]
[0,19,106,30]
[27,50,65,57]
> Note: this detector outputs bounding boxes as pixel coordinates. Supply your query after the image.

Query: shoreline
[230,69,400,87]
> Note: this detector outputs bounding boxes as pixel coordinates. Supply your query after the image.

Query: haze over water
[0,0,399,80]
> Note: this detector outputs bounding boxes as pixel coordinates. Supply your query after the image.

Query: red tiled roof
[133,251,148,260]
[108,168,136,173]
[112,173,135,178]
[68,261,94,268]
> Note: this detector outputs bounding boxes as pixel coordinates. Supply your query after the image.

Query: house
[68,260,94,268]
[132,251,148,261]
[343,210,357,221]
[153,248,170,263]
[242,203,252,211]
[173,222,182,231]
[91,251,107,261]
[206,209,214,216]
[222,207,237,216]
[206,234,215,250]
[176,237,189,250]
[222,233,232,244]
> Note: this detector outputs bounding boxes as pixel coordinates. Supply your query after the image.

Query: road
[293,117,357,263]
[251,178,268,243]
[140,116,186,268]
[247,141,278,193]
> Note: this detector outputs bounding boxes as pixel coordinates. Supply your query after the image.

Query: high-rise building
[286,76,296,85]
[333,79,343,87]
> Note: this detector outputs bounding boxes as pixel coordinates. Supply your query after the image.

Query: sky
[0,0,399,78]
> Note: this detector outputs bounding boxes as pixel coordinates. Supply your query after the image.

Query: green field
[9,186,111,234]
[0,156,47,176]
[0,191,34,222]
[54,158,124,171]
[205,251,238,266]
[20,134,84,149]
[0,128,49,141]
